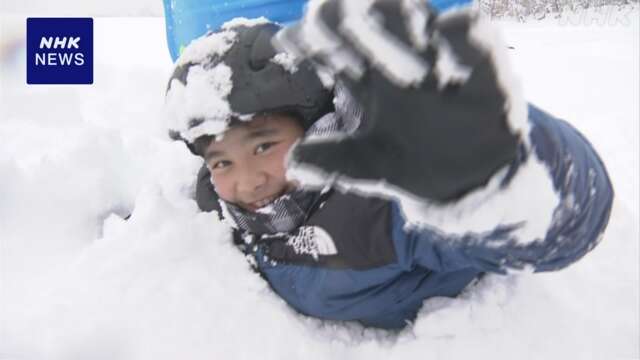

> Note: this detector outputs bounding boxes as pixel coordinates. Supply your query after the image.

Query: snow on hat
[164,18,334,150]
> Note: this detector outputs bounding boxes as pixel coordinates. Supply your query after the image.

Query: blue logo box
[27,18,93,84]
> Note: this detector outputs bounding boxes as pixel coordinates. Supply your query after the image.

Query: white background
[0,4,638,360]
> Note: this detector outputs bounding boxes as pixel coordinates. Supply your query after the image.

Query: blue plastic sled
[162,0,473,62]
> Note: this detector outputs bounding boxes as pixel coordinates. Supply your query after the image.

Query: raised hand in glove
[275,0,525,203]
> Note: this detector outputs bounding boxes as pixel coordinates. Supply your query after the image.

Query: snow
[340,0,430,86]
[164,19,307,140]
[163,28,238,141]
[1,7,639,360]
[403,152,559,245]
[175,30,236,66]
[465,9,531,140]
[271,52,299,73]
[433,36,473,89]
[165,63,233,142]
[221,16,271,30]
[288,147,559,244]
[275,0,365,83]
[401,0,431,51]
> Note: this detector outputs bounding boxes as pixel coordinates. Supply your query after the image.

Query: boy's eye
[210,160,231,170]
[255,141,279,154]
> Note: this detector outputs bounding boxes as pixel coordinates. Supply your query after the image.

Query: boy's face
[203,114,304,212]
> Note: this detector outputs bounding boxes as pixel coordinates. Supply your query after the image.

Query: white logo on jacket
[286,226,338,260]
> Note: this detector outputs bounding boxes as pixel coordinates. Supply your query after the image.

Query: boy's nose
[236,169,268,195]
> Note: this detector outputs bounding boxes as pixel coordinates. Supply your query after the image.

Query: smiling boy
[165,2,613,329]
[201,114,304,212]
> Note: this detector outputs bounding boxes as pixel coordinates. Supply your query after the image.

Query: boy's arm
[400,105,613,274]
[275,0,613,272]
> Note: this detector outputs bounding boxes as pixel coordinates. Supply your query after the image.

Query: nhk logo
[36,36,85,66]
[27,18,93,84]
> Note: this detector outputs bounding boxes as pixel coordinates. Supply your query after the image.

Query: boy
[164,1,613,330]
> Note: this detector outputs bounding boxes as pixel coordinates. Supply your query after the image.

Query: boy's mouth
[250,194,279,209]
[245,190,286,211]
[242,183,297,211]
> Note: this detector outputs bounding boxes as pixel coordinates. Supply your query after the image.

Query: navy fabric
[247,104,614,329]
[256,203,481,329]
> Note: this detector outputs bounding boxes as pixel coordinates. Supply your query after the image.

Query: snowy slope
[1,8,638,360]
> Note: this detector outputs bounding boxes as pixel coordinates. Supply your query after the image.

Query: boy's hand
[275,0,524,202]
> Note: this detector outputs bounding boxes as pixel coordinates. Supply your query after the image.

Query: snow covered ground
[1,7,638,360]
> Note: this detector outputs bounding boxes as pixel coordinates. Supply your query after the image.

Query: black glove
[275,0,522,202]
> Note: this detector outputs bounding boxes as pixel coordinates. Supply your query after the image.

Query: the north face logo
[286,226,338,260]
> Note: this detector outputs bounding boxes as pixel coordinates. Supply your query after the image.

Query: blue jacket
[253,105,613,329]
[195,104,613,329]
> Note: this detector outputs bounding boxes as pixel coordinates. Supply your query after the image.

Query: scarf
[222,188,322,235]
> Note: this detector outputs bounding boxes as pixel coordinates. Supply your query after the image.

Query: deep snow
[0,7,638,360]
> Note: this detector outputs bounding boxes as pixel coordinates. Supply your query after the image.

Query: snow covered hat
[164,18,334,154]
